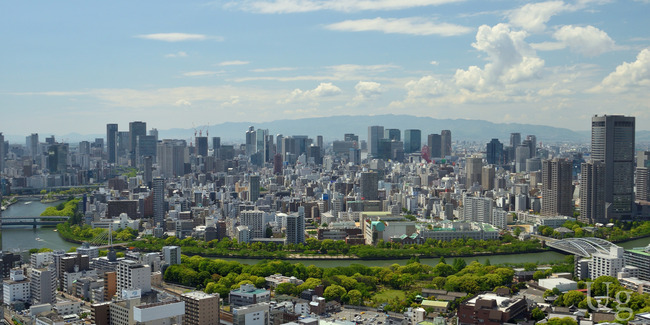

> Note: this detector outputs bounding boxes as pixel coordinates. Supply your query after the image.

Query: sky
[1,0,650,136]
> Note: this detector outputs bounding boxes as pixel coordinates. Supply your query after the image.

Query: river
[1,199,76,252]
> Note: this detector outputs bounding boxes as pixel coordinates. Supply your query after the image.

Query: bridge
[546,237,620,257]
[1,216,70,228]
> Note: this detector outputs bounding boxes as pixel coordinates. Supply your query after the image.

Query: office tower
[273,154,282,174]
[143,156,153,188]
[360,171,379,200]
[308,145,322,165]
[135,135,156,167]
[462,196,493,223]
[157,139,187,177]
[107,124,118,163]
[482,166,495,191]
[285,213,305,244]
[427,134,442,158]
[377,138,392,160]
[638,151,650,168]
[31,265,57,305]
[317,135,323,150]
[637,167,650,201]
[580,161,606,224]
[255,129,268,155]
[263,135,274,162]
[212,137,221,152]
[349,148,361,165]
[404,129,421,154]
[368,126,384,158]
[515,145,530,173]
[441,130,452,157]
[129,121,147,167]
[79,141,91,155]
[153,177,165,229]
[149,128,158,140]
[344,133,359,145]
[117,131,130,160]
[486,138,503,165]
[384,128,400,141]
[245,126,256,155]
[240,210,265,238]
[275,134,283,156]
[195,136,208,157]
[526,135,537,158]
[162,246,181,265]
[591,115,635,219]
[541,159,573,217]
[117,259,151,293]
[466,157,483,188]
[47,143,69,174]
[526,158,542,172]
[181,291,220,325]
[249,175,260,202]
[510,133,521,147]
[0,132,4,174]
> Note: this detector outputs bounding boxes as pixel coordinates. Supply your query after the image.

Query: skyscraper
[0,132,4,174]
[541,159,573,217]
[245,126,256,155]
[249,175,260,203]
[368,126,384,158]
[510,133,521,147]
[466,157,483,189]
[384,128,400,141]
[526,135,537,158]
[360,171,379,200]
[47,143,68,174]
[107,124,118,164]
[404,129,421,154]
[129,121,147,167]
[486,138,503,165]
[481,166,495,191]
[580,161,606,224]
[212,137,221,152]
[135,135,156,167]
[591,115,635,219]
[515,145,529,173]
[153,177,165,229]
[195,136,208,157]
[285,213,305,244]
[441,130,452,157]
[427,134,441,158]
[636,167,650,201]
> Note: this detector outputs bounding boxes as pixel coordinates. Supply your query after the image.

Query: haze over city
[2,0,650,135]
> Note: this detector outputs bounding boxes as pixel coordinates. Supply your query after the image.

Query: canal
[1,199,76,252]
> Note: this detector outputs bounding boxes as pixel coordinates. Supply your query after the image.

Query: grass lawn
[373,289,406,303]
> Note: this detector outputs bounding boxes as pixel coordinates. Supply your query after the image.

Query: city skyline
[2,1,650,135]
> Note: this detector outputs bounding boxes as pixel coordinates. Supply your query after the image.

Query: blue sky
[1,0,650,135]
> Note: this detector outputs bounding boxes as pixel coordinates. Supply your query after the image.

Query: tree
[562,291,585,307]
[452,258,466,273]
[546,317,577,325]
[324,284,347,301]
[531,307,545,321]
[275,282,297,295]
[347,289,363,305]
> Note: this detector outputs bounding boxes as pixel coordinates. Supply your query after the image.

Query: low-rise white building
[3,269,30,304]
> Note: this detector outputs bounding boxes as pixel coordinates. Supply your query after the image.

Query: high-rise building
[135,135,156,167]
[580,161,606,224]
[212,137,221,152]
[181,291,220,325]
[360,171,379,200]
[245,126,256,155]
[143,156,153,188]
[636,167,650,201]
[129,121,147,167]
[427,134,441,158]
[256,129,268,155]
[249,175,260,203]
[149,128,158,141]
[47,143,69,174]
[162,246,181,265]
[404,129,421,154]
[510,133,521,148]
[285,213,305,244]
[486,138,503,165]
[526,135,537,158]
[153,177,165,229]
[441,130,452,157]
[157,139,188,177]
[316,135,323,150]
[107,124,118,164]
[240,210,265,238]
[541,159,573,217]
[0,132,4,174]
[465,157,483,189]
[384,128,400,141]
[591,115,635,219]
[117,259,151,293]
[462,196,493,223]
[31,265,57,305]
[481,166,495,191]
[515,145,530,173]
[195,136,208,157]
[25,133,39,158]
[368,126,384,158]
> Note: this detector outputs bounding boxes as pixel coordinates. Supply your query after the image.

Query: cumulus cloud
[507,1,569,32]
[325,17,472,36]
[552,25,617,56]
[229,0,465,14]
[183,71,223,77]
[218,60,250,66]
[454,24,544,90]
[281,82,342,103]
[591,48,650,93]
[405,75,450,98]
[135,33,213,42]
[164,51,188,58]
[354,81,383,101]
[530,41,566,51]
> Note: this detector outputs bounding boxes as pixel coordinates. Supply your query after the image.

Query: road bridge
[0,216,70,228]
[546,237,619,257]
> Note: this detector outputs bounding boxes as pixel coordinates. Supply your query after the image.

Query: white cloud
[281,82,342,103]
[164,51,188,58]
[218,60,250,66]
[454,24,544,90]
[530,41,566,51]
[507,1,569,32]
[183,71,224,77]
[354,81,383,101]
[251,67,297,72]
[175,99,192,106]
[552,25,617,56]
[135,33,214,42]
[405,75,450,98]
[325,17,472,36]
[591,48,650,93]
[229,0,465,14]
[430,60,439,65]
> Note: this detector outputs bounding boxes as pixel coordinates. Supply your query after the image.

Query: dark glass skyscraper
[403,129,421,154]
[486,138,503,165]
[107,124,118,164]
[129,121,146,167]
[441,130,452,157]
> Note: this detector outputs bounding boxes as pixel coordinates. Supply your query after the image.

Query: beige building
[181,291,220,325]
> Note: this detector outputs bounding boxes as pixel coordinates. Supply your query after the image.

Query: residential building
[229,284,271,307]
[541,159,573,217]
[181,291,220,325]
[116,260,151,294]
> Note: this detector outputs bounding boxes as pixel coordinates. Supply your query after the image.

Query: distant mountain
[8,114,650,146]
[159,114,590,145]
